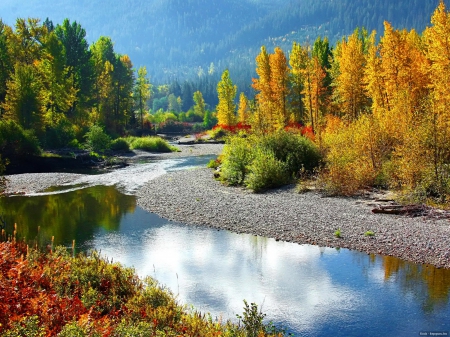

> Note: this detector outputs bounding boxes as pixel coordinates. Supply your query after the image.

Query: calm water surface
[1,157,449,336]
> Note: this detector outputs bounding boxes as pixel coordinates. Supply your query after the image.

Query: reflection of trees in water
[0,186,136,246]
[382,255,450,312]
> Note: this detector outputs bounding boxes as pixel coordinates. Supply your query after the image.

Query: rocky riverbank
[137,167,450,269]
[3,143,450,268]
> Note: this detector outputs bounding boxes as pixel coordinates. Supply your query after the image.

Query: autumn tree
[251,46,272,131]
[216,69,236,127]
[269,47,290,128]
[237,92,250,125]
[422,0,450,196]
[331,28,369,121]
[289,41,309,124]
[303,55,327,136]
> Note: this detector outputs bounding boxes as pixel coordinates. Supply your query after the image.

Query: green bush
[245,147,289,192]
[125,136,176,152]
[110,138,130,152]
[84,124,111,153]
[220,137,254,185]
[0,120,41,157]
[219,131,322,191]
[259,130,321,174]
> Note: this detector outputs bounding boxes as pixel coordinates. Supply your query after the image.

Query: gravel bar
[137,167,450,269]
[3,143,450,268]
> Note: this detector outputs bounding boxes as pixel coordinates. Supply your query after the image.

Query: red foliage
[284,122,315,141]
[0,242,88,335]
[212,122,251,133]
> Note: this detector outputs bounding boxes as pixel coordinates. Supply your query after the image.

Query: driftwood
[372,204,430,216]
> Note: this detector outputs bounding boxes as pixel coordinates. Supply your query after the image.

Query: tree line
[216,1,450,200]
[0,17,156,148]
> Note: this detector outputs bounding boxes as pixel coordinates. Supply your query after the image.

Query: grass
[365,230,375,237]
[334,228,342,238]
[124,136,178,152]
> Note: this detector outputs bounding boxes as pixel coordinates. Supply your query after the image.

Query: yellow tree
[237,92,250,125]
[423,0,450,193]
[303,55,327,137]
[331,29,368,122]
[216,69,237,127]
[269,47,290,128]
[251,46,273,131]
[365,31,386,117]
[289,41,309,124]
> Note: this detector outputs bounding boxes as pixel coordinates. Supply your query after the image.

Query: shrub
[259,130,321,174]
[125,136,176,152]
[219,132,321,191]
[245,147,289,192]
[0,120,41,157]
[220,136,254,185]
[322,115,384,195]
[84,124,111,153]
[110,138,130,152]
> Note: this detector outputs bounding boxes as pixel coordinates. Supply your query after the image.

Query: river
[1,156,449,336]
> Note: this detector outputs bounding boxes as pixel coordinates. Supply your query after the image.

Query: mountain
[0,0,443,86]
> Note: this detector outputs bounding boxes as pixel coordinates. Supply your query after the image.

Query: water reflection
[0,185,449,335]
[82,208,450,336]
[0,185,136,247]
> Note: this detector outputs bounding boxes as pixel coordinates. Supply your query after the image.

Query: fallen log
[372,204,429,216]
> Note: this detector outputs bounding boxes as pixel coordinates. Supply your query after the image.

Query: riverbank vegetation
[0,240,285,336]
[212,2,450,205]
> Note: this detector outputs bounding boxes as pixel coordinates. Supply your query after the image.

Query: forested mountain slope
[0,0,443,84]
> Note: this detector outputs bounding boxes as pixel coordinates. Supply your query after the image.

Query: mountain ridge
[0,0,443,84]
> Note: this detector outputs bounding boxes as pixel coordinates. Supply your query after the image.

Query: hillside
[0,0,443,85]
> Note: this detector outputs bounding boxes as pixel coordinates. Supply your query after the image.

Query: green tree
[38,31,77,126]
[111,54,134,134]
[193,90,206,118]
[3,63,42,130]
[7,18,46,66]
[55,19,94,125]
[134,66,151,129]
[90,36,116,128]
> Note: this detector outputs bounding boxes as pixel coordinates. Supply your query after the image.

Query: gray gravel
[3,172,84,195]
[137,167,450,269]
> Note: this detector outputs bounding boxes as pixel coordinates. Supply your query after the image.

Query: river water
[1,156,449,336]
